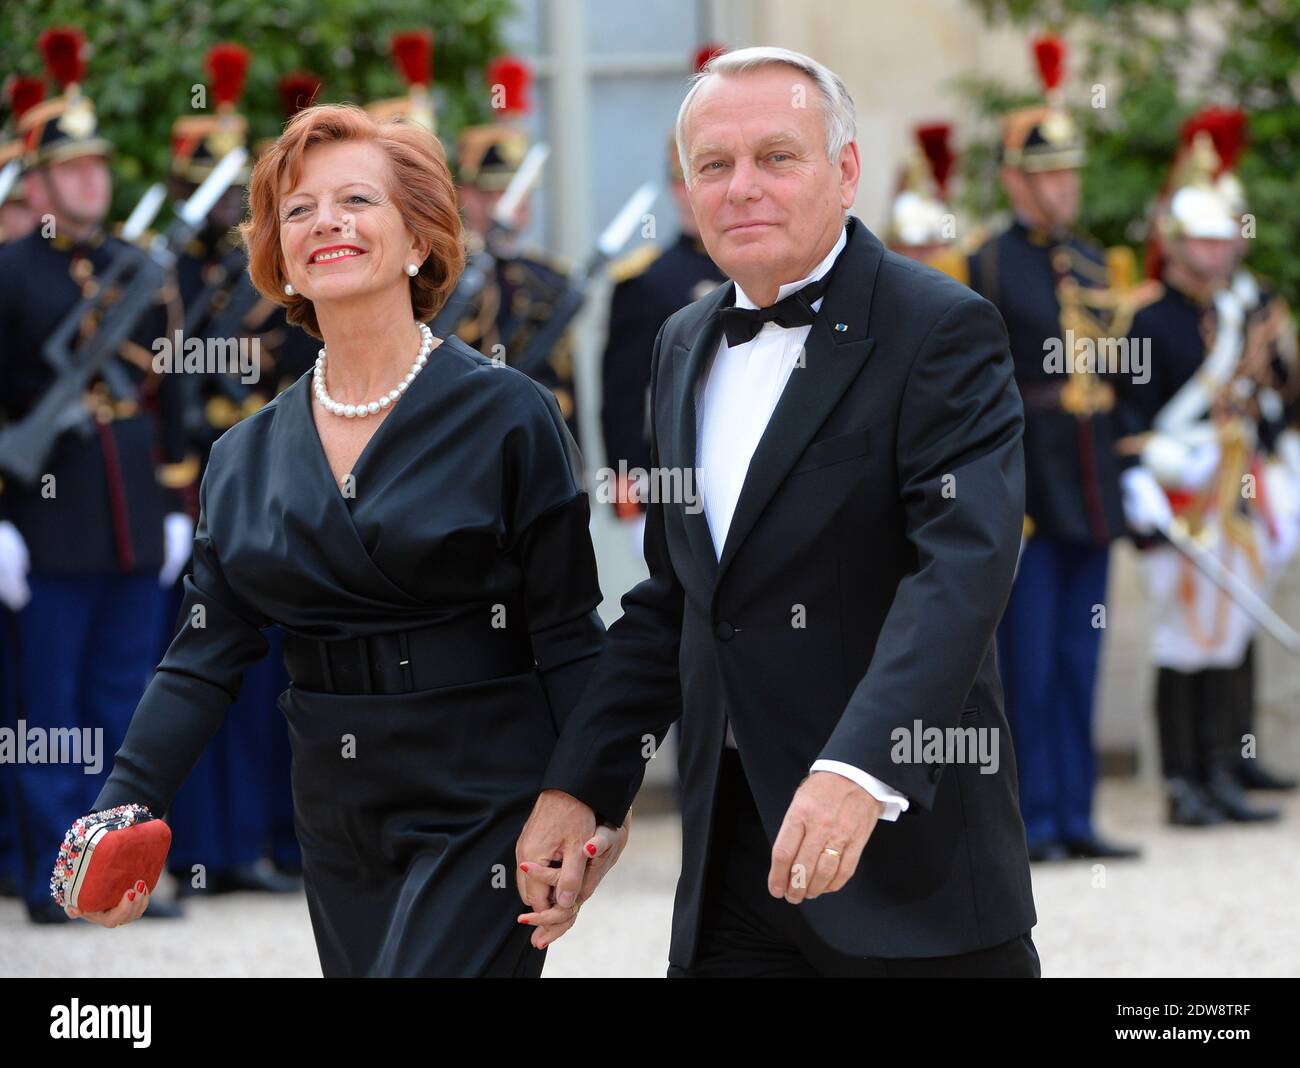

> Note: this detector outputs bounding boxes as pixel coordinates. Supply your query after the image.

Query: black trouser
[668,749,1040,978]
[1156,656,1246,784]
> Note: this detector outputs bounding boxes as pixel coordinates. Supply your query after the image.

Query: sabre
[596,181,658,260]
[1159,516,1300,655]
[513,181,659,380]
[429,144,551,337]
[492,143,549,231]
[120,182,166,244]
[0,159,20,206]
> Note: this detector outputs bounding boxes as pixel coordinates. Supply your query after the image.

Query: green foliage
[1,0,514,219]
[958,0,1300,303]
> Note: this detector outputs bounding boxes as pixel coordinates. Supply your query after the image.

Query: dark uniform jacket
[601,233,724,480]
[0,228,188,574]
[968,220,1128,545]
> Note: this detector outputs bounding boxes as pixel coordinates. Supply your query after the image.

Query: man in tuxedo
[517,46,1039,977]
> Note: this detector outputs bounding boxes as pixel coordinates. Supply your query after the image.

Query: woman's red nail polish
[518,917,530,924]
[127,891,136,901]
[585,843,597,856]
[135,881,145,892]
[519,863,529,873]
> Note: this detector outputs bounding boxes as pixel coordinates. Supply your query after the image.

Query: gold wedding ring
[823,847,842,858]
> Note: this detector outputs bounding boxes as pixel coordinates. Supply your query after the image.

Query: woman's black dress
[91,335,607,977]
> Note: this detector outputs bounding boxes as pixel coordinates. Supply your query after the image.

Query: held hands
[65,879,152,927]
[515,789,630,950]
[768,771,882,903]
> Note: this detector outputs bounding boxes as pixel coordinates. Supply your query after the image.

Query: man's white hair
[674,46,857,185]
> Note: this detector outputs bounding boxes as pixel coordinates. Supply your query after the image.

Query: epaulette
[924,247,969,286]
[1105,245,1139,290]
[608,242,661,284]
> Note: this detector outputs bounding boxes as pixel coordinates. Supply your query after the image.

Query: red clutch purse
[51,804,172,913]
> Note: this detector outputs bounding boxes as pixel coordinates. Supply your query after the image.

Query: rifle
[0,148,248,487]
[513,181,658,380]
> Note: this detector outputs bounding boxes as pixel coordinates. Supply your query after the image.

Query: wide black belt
[282,616,536,695]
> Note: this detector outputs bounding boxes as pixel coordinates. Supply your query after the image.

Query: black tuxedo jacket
[542,217,1037,964]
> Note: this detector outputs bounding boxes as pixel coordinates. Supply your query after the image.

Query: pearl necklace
[313,321,434,418]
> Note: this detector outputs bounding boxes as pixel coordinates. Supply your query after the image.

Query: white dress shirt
[695,224,909,822]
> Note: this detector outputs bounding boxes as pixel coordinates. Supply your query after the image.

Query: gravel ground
[2,779,1296,978]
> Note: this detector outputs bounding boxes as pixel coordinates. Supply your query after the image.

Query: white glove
[1180,439,1221,491]
[0,520,32,612]
[159,512,194,587]
[1121,466,1174,536]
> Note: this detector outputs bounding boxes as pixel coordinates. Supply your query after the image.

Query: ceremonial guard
[1,76,43,245]
[600,46,726,548]
[452,56,581,442]
[1118,109,1299,825]
[0,72,46,901]
[967,35,1144,861]
[885,121,969,282]
[160,44,306,896]
[0,27,193,921]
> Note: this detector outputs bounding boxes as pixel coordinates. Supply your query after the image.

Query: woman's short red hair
[240,103,464,340]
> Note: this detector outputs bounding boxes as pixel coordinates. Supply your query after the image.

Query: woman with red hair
[55,105,624,976]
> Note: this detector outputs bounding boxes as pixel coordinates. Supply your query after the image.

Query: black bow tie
[719,273,832,347]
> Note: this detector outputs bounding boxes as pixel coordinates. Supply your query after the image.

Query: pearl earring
[406,263,419,277]
[284,282,295,296]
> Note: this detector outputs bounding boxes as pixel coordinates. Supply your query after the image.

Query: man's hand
[516,818,631,949]
[768,771,881,904]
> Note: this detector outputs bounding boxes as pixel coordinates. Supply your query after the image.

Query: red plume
[915,123,956,196]
[1032,33,1066,93]
[487,56,530,115]
[8,76,46,121]
[38,27,87,89]
[205,43,250,108]
[1180,106,1247,174]
[392,30,433,87]
[694,43,726,74]
[278,72,322,117]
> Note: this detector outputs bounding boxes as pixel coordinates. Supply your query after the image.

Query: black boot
[139,895,185,919]
[217,862,302,894]
[1205,769,1281,823]
[27,899,73,925]
[1235,762,1298,792]
[1166,777,1225,827]
[1226,644,1296,791]
[177,861,302,896]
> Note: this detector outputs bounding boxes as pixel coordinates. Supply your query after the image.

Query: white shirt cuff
[810,760,910,822]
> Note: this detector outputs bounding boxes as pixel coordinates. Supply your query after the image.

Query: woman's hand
[65,881,152,927]
[517,816,632,950]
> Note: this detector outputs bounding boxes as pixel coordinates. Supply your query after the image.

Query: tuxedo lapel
[671,286,731,584]
[714,220,884,587]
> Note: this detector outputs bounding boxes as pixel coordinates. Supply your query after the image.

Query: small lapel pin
[834,322,848,333]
